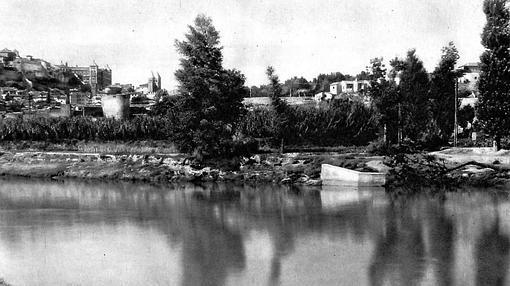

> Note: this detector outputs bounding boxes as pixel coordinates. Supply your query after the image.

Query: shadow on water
[368,197,459,286]
[475,199,510,286]
[0,178,508,285]
[368,201,426,286]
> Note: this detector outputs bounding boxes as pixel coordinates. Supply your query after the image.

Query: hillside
[0,54,83,91]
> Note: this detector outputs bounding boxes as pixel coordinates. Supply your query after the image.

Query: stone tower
[148,72,161,93]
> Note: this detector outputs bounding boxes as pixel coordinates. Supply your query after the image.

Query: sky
[0,0,486,89]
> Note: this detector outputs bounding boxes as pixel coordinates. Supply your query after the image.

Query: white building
[330,79,370,95]
[458,62,480,97]
[314,92,334,102]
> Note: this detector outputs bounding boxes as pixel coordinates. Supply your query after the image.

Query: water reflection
[369,202,426,286]
[475,210,510,286]
[0,178,508,285]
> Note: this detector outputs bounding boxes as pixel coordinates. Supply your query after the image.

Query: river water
[0,178,508,285]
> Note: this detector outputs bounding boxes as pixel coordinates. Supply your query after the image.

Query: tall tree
[398,49,430,141]
[367,57,400,143]
[477,0,510,151]
[428,42,460,142]
[172,14,247,158]
[266,66,291,152]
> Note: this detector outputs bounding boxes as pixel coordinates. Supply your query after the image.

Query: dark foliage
[384,154,457,195]
[367,57,401,143]
[428,42,460,142]
[168,14,247,158]
[398,49,431,141]
[458,105,476,129]
[477,0,510,150]
[238,99,378,147]
[150,96,179,116]
[265,66,293,150]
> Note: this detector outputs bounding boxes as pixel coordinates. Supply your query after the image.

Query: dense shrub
[367,139,417,155]
[0,116,171,142]
[238,99,378,147]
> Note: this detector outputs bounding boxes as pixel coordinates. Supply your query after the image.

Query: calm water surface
[0,178,509,286]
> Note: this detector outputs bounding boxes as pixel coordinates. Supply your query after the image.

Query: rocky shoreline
[3,148,508,191]
[0,150,326,185]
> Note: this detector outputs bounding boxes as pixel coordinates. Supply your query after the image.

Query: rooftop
[459,62,480,68]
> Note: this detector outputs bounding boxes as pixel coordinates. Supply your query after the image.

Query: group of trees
[159,0,510,157]
[367,43,474,146]
[248,70,370,97]
[477,0,510,150]
[367,0,510,151]
[154,14,379,158]
[5,1,507,158]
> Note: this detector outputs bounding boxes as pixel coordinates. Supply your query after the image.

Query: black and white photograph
[0,0,509,285]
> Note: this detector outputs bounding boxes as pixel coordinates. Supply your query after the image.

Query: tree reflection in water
[475,205,510,286]
[368,201,426,286]
[425,201,454,286]
[0,179,508,285]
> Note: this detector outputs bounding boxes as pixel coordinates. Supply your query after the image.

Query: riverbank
[3,146,510,190]
[0,149,377,185]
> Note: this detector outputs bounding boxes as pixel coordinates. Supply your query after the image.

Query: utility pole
[454,75,459,147]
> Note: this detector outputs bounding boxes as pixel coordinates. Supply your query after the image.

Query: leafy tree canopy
[170,14,247,157]
[428,42,460,142]
[477,0,510,150]
[398,49,430,141]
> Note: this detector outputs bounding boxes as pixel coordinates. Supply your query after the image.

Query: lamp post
[454,77,458,147]
[453,67,465,148]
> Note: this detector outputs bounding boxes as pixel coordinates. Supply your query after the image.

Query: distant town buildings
[0,48,19,66]
[113,83,134,92]
[70,92,91,106]
[58,62,112,96]
[0,48,55,81]
[148,72,161,93]
[136,72,162,98]
[0,48,166,118]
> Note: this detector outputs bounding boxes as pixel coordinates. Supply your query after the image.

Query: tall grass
[0,116,172,141]
[238,100,378,147]
[0,99,378,148]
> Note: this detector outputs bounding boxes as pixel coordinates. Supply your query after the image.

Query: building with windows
[58,62,112,96]
[458,62,480,97]
[70,92,91,106]
[330,79,370,95]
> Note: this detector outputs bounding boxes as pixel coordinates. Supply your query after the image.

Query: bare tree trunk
[280,138,284,154]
